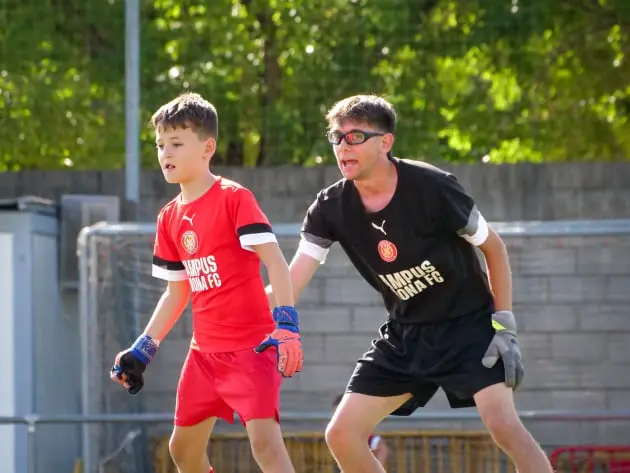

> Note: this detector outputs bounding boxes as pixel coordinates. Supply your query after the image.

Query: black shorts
[346,310,505,415]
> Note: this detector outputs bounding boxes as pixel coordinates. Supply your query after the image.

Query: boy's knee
[168,435,186,465]
[249,435,282,462]
[169,432,201,469]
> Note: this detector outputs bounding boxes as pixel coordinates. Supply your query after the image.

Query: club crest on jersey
[181,230,199,255]
[377,240,398,263]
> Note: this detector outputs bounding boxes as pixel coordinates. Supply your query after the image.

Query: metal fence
[7,410,630,473]
[76,219,630,473]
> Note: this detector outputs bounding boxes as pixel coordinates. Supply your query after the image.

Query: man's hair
[151,92,219,139]
[325,95,397,134]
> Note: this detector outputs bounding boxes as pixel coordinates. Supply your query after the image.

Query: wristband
[491,311,517,334]
[272,306,300,333]
[131,334,159,364]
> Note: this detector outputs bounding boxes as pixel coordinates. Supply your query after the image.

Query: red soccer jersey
[151,176,276,353]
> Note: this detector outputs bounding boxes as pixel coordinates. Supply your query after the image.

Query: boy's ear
[204,137,216,159]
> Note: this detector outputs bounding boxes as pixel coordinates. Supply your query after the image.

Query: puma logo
[371,220,387,236]
[183,214,194,226]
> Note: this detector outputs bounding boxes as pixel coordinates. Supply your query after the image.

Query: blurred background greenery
[1,0,629,170]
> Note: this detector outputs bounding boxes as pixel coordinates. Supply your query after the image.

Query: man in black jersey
[266,95,553,473]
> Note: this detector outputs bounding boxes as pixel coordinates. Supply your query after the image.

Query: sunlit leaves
[1,0,630,170]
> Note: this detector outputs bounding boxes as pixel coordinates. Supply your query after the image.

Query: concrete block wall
[2,162,630,223]
[503,232,630,448]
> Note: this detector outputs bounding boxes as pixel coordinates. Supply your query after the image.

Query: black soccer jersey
[299,157,494,323]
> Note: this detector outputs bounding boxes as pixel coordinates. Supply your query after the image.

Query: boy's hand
[255,306,303,377]
[110,334,159,395]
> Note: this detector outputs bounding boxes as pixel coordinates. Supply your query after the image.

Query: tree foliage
[1,0,629,170]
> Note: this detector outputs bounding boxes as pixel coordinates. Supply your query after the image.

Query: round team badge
[181,230,199,255]
[377,240,398,263]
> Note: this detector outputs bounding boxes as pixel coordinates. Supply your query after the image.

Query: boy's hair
[151,92,219,139]
[325,95,397,134]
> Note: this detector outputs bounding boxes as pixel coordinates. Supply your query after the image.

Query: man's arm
[142,280,191,343]
[266,252,321,308]
[435,172,513,311]
[266,193,334,308]
[478,226,523,388]
[478,227,512,312]
[435,172,523,387]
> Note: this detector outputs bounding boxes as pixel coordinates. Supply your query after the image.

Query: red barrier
[550,446,630,473]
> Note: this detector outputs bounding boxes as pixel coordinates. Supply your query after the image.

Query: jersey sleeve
[232,188,278,251]
[298,196,336,264]
[435,173,489,246]
[152,208,187,281]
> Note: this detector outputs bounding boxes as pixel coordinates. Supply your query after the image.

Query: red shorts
[174,347,282,427]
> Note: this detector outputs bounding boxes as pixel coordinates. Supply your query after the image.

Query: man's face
[327,120,391,181]
[155,126,215,184]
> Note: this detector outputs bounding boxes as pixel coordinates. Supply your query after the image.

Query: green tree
[0,0,126,170]
[1,0,629,170]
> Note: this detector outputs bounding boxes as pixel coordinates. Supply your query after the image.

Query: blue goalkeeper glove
[255,306,304,377]
[110,334,159,395]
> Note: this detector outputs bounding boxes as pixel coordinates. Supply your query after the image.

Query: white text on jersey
[378,260,444,301]
[182,255,222,292]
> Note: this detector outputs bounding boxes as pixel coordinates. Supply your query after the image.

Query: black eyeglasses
[326,129,385,146]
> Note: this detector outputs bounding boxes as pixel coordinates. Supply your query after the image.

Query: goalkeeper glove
[255,306,303,378]
[482,311,525,390]
[110,334,159,395]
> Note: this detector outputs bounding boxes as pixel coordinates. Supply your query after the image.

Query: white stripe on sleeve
[461,213,489,246]
[239,232,278,252]
[152,265,188,281]
[297,238,329,264]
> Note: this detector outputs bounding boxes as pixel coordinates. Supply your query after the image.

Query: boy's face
[155,125,215,184]
[328,120,392,181]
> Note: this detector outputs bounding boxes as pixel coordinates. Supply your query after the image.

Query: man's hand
[110,334,159,395]
[482,311,525,389]
[255,306,303,377]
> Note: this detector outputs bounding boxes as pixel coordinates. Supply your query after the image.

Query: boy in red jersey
[109,92,302,473]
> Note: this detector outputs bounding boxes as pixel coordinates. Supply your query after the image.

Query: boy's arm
[143,280,191,343]
[228,187,303,377]
[256,242,294,307]
[254,241,303,377]
[147,207,190,344]
[111,207,188,394]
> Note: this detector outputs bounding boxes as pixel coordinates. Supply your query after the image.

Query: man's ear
[381,133,394,153]
[382,133,395,153]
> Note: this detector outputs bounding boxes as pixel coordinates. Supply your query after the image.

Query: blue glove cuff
[273,306,299,333]
[131,334,159,365]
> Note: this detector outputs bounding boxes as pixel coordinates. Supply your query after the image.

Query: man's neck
[180,172,217,203]
[353,158,397,198]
